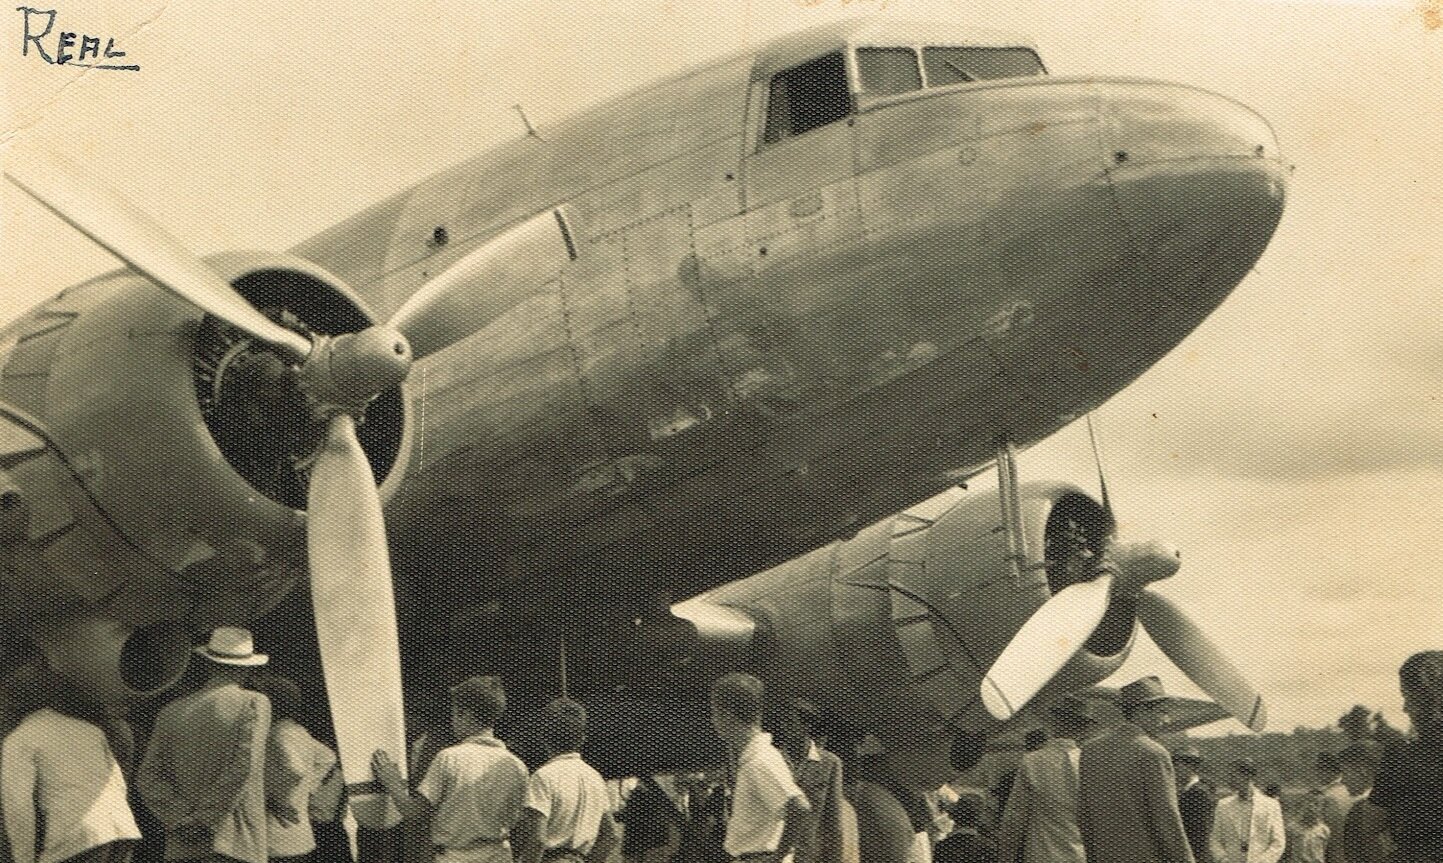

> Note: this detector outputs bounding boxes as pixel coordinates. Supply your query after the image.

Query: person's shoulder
[1131,732,1169,759]
[498,747,528,775]
[758,740,797,776]
[584,761,607,786]
[206,683,268,711]
[274,719,314,745]
[562,754,605,778]
[154,689,198,718]
[3,708,49,744]
[422,741,467,777]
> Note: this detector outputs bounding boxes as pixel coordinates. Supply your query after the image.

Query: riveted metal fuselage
[302,63,1287,626]
[0,24,1286,756]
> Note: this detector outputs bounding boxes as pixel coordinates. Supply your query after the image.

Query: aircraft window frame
[855,46,924,96]
[921,45,1048,86]
[760,51,854,149]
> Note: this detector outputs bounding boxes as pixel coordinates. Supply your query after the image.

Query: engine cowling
[674,480,1134,787]
[36,617,193,700]
[0,252,410,641]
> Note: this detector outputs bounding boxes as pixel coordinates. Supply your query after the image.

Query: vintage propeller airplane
[1,17,1286,851]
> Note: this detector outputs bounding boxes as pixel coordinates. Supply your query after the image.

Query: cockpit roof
[750,19,1041,82]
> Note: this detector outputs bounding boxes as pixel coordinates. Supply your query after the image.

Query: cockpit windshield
[856,47,923,96]
[852,44,1046,96]
[922,46,1046,84]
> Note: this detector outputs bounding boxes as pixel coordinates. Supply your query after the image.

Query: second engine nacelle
[674,480,1134,786]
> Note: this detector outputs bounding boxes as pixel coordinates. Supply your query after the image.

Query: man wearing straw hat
[137,627,276,863]
[1077,676,1194,863]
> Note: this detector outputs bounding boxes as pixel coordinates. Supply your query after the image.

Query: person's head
[1398,650,1443,740]
[449,676,506,736]
[1226,758,1258,796]
[251,672,306,724]
[1049,695,1096,741]
[781,697,820,747]
[1118,676,1172,736]
[195,627,268,680]
[710,673,764,741]
[1337,741,1381,795]
[1172,746,1204,783]
[541,697,588,754]
[1315,750,1342,784]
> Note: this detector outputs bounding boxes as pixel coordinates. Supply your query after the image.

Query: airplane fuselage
[0,20,1286,777]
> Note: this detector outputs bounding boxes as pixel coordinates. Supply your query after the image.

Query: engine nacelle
[0,252,410,639]
[674,480,1135,787]
[37,617,193,701]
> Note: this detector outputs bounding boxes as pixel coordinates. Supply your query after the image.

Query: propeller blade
[981,574,1115,721]
[389,208,575,360]
[1137,590,1267,731]
[307,414,406,828]
[5,151,312,359]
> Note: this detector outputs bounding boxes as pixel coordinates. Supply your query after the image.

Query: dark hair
[1337,741,1381,770]
[1399,651,1443,740]
[948,796,982,830]
[711,673,764,725]
[542,698,588,752]
[1316,750,1341,775]
[451,676,506,727]
[788,698,819,731]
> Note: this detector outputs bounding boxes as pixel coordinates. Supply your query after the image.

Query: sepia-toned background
[3,0,1440,734]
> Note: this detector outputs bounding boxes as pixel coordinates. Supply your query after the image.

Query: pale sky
[3,0,1441,734]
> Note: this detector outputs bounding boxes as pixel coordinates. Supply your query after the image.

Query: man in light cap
[997,695,1094,863]
[137,627,276,863]
[1078,676,1195,863]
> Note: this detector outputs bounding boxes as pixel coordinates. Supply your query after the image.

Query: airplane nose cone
[1101,80,1284,170]
[1096,79,1288,327]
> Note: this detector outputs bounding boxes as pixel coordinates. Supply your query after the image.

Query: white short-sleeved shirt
[726,731,806,856]
[524,753,610,853]
[416,735,529,849]
[2,709,142,863]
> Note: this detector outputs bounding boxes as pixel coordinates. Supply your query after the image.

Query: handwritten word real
[16,7,139,70]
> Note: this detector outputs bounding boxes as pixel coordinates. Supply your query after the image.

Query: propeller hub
[1110,539,1182,593]
[298,326,413,415]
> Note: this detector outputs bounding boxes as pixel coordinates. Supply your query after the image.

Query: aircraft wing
[1079,686,1235,734]
[1159,697,1234,734]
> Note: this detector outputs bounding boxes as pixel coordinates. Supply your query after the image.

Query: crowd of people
[1,625,1440,863]
[949,654,1443,863]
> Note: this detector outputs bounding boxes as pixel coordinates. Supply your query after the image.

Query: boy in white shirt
[513,698,616,863]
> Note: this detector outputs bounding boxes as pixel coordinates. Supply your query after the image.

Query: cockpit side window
[763,52,852,146]
[856,47,923,96]
[923,46,1046,85]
